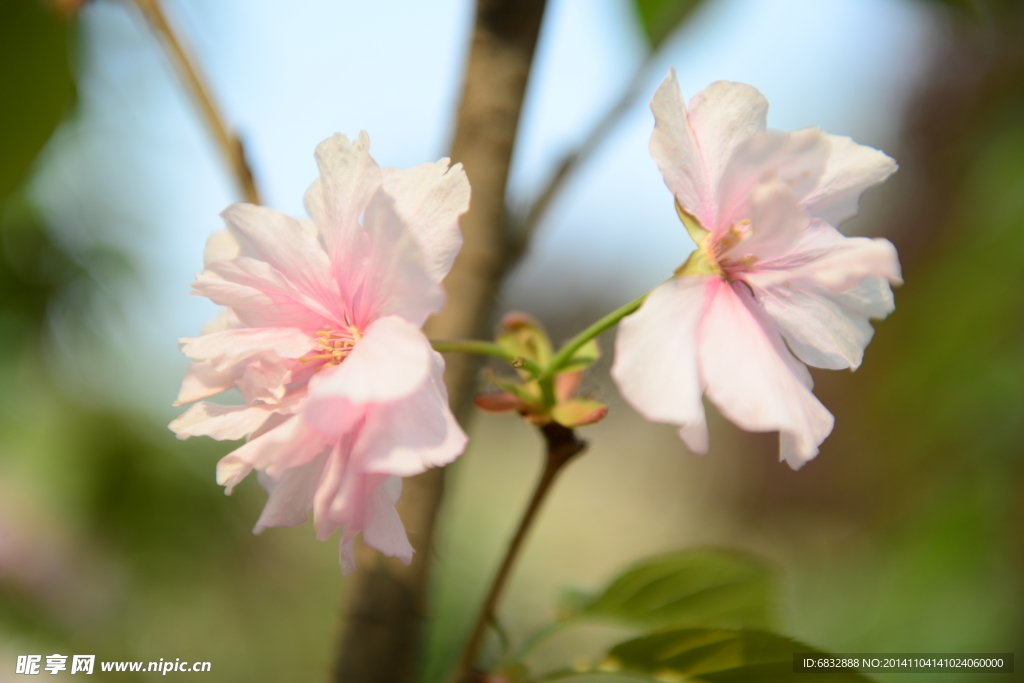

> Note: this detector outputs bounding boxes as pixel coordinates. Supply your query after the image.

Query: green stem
[452,424,588,683]
[540,292,648,381]
[431,339,544,377]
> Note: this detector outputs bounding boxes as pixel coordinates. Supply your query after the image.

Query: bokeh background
[1,0,1021,681]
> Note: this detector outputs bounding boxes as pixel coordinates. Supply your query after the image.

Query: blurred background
[0,0,1020,681]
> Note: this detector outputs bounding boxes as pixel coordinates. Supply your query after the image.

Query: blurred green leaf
[604,628,872,682]
[0,0,76,207]
[565,549,775,630]
[633,0,704,50]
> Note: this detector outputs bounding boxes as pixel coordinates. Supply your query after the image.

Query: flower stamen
[302,326,362,368]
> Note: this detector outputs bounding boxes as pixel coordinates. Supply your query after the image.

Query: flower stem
[452,423,587,683]
[540,292,647,381]
[431,339,544,377]
[131,0,262,205]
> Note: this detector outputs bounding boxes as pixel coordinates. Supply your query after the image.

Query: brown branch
[131,0,261,205]
[331,2,549,682]
[453,423,587,683]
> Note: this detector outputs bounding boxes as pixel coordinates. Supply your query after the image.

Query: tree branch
[131,0,261,205]
[332,2,549,681]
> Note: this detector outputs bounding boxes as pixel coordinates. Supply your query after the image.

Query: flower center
[672,200,757,281]
[303,326,362,368]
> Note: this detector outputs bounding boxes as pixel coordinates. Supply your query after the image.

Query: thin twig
[453,423,588,683]
[131,0,262,205]
[506,51,657,262]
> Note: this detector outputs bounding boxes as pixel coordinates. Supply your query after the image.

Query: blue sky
[33,0,933,413]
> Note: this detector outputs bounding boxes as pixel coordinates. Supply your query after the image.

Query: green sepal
[558,338,600,373]
[676,199,708,244]
[496,312,553,372]
[551,399,608,428]
[483,369,542,410]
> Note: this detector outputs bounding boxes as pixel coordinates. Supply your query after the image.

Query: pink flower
[169,132,470,572]
[611,71,902,468]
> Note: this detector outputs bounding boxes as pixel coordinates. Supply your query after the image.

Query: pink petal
[341,191,444,327]
[179,328,316,371]
[756,283,877,370]
[312,440,352,542]
[612,277,710,453]
[699,280,834,468]
[305,132,382,261]
[749,221,903,291]
[803,134,898,226]
[649,69,715,229]
[355,350,467,476]
[216,415,328,492]
[361,476,414,566]
[727,178,810,262]
[308,315,432,405]
[252,453,328,533]
[174,361,238,406]
[195,257,334,328]
[687,80,769,219]
[716,129,830,232]
[220,202,341,319]
[169,402,274,440]
[380,159,470,283]
[303,396,365,439]
[203,228,240,264]
[199,307,242,335]
[236,358,290,405]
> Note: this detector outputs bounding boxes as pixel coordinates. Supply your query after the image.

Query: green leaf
[558,338,600,373]
[569,549,776,631]
[0,0,76,207]
[604,628,874,682]
[633,0,705,50]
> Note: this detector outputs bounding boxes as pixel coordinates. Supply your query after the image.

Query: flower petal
[308,315,432,405]
[203,228,241,264]
[355,350,467,476]
[612,276,710,453]
[216,415,328,492]
[756,283,877,370]
[727,178,809,262]
[340,191,444,327]
[305,131,382,258]
[803,134,897,226]
[649,69,715,229]
[195,257,334,328]
[174,361,238,406]
[687,81,769,211]
[169,402,274,440]
[180,327,315,373]
[220,202,341,319]
[380,159,470,282]
[252,453,327,533]
[699,280,834,468]
[716,129,830,232]
[361,476,414,566]
[750,221,903,291]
